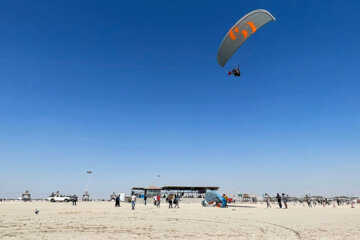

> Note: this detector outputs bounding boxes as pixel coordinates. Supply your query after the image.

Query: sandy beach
[0,201,359,240]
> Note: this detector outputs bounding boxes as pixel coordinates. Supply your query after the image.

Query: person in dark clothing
[228,67,241,77]
[336,197,340,206]
[144,195,147,205]
[72,195,78,206]
[115,194,120,207]
[174,195,179,208]
[276,193,282,208]
[232,67,241,76]
[305,195,312,207]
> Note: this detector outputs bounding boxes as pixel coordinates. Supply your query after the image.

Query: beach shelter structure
[161,186,219,197]
[132,186,220,198]
[132,186,162,197]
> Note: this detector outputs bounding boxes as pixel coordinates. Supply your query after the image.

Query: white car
[47,194,73,202]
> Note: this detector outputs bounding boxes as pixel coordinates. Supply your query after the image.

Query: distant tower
[110,192,116,201]
[82,191,90,201]
[21,190,31,201]
[84,170,92,201]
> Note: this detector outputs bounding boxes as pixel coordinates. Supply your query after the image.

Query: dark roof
[161,186,219,191]
[132,186,162,191]
[335,196,350,199]
[132,186,219,191]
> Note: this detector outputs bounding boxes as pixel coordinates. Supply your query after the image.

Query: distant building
[132,186,219,198]
[21,190,31,201]
[82,191,90,201]
[161,186,219,198]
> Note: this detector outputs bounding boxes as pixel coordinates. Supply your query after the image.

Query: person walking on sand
[282,193,288,209]
[276,193,282,208]
[265,193,271,208]
[131,194,136,210]
[174,194,180,208]
[156,194,161,207]
[153,195,157,206]
[144,194,147,206]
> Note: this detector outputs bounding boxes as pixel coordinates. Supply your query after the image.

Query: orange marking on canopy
[229,29,236,40]
[247,21,257,33]
[234,26,239,32]
[241,30,248,39]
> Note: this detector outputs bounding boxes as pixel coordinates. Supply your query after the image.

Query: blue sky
[0,0,359,198]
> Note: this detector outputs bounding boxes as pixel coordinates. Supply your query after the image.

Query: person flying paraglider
[228,67,241,77]
[217,9,276,77]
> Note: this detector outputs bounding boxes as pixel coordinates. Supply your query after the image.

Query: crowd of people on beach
[264,193,289,209]
[113,193,181,210]
[264,193,356,209]
[41,191,356,211]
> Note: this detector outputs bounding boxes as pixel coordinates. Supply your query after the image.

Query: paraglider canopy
[203,191,227,208]
[217,9,276,68]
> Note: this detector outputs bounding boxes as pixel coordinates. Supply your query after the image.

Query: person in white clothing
[131,194,136,210]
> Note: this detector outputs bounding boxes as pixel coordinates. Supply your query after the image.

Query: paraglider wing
[204,192,221,204]
[217,9,276,67]
[204,191,227,207]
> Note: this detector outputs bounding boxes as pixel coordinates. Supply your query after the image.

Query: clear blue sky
[1,0,359,199]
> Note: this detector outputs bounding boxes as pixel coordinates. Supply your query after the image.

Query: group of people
[115,193,181,210]
[167,194,180,208]
[114,193,137,210]
[153,195,161,207]
[264,193,289,209]
[303,195,337,207]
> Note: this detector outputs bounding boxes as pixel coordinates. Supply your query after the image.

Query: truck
[47,194,74,202]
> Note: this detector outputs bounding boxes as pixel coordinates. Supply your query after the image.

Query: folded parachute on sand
[201,191,227,208]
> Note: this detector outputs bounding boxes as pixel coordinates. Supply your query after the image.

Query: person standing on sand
[305,195,312,207]
[153,195,157,205]
[144,194,147,206]
[131,194,136,210]
[276,193,282,208]
[265,193,271,208]
[168,194,173,208]
[336,197,340,206]
[282,193,288,209]
[72,195,78,206]
[156,194,161,207]
[115,194,120,207]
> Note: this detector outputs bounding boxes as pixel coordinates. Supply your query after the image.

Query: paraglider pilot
[228,67,241,77]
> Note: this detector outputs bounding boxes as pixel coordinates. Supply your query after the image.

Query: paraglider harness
[228,67,241,77]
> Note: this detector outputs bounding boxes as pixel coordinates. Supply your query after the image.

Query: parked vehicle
[47,194,74,202]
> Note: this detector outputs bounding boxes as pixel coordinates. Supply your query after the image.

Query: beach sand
[0,201,359,239]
